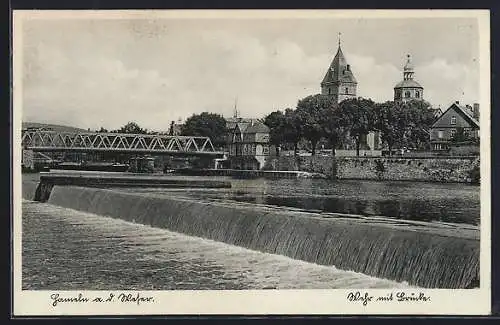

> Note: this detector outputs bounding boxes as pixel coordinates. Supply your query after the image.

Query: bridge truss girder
[21,130,223,156]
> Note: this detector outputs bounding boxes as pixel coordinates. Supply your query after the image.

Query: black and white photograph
[13,10,491,315]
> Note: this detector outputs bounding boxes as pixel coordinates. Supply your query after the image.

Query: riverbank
[263,156,480,184]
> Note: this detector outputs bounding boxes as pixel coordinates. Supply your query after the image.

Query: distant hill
[22,122,87,133]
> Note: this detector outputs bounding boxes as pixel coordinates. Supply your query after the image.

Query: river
[21,174,479,289]
[118,177,480,225]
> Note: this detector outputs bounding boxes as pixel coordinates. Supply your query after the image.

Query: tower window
[451,116,457,125]
[345,87,349,94]
[328,88,331,95]
[405,91,411,98]
[415,91,420,98]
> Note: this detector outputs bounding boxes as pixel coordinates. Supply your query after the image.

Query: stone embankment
[264,156,480,183]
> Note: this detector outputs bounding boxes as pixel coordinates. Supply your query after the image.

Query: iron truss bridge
[21,129,225,156]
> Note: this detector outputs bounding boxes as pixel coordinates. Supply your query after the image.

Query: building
[394,54,424,103]
[430,101,480,151]
[320,40,357,103]
[319,37,382,154]
[228,119,272,170]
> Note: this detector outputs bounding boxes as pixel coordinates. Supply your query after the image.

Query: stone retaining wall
[264,156,480,183]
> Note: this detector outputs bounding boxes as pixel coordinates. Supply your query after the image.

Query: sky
[19,13,480,132]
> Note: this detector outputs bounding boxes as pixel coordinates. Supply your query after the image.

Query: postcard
[12,9,491,316]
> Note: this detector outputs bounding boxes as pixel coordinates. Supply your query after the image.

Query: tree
[374,101,406,156]
[264,110,286,155]
[97,127,108,133]
[402,100,436,150]
[181,112,228,148]
[114,122,148,134]
[283,108,302,156]
[339,97,376,156]
[374,100,436,154]
[296,94,334,155]
[321,104,348,156]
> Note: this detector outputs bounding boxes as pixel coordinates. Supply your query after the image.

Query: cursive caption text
[50,292,155,307]
[346,291,431,306]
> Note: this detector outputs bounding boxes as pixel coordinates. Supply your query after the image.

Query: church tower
[321,35,357,103]
[394,54,424,103]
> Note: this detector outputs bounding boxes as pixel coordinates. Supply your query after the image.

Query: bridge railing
[21,129,220,154]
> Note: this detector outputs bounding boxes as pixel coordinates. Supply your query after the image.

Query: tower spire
[338,32,341,47]
[233,96,239,118]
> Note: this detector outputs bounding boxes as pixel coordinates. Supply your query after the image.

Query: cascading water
[36,185,479,289]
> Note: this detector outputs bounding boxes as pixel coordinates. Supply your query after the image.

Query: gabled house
[228,119,272,170]
[430,101,480,151]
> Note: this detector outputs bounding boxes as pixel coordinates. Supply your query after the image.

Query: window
[263,146,270,155]
[345,87,349,94]
[451,116,457,125]
[438,131,443,139]
[450,129,456,138]
[415,91,420,98]
[328,88,331,95]
[405,91,411,98]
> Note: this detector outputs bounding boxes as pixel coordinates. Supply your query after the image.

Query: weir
[22,183,480,289]
[31,171,232,202]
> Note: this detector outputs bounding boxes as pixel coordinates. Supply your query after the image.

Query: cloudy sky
[18,12,480,132]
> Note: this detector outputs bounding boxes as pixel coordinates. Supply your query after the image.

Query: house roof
[226,117,253,131]
[431,102,480,128]
[245,121,270,134]
[234,120,269,134]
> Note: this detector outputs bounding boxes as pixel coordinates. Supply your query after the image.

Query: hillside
[22,122,87,133]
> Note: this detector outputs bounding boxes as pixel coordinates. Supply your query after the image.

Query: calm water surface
[124,177,480,225]
[22,200,409,290]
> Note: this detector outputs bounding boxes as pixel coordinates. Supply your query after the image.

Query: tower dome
[394,54,424,103]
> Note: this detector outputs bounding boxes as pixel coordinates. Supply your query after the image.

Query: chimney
[473,103,480,119]
[455,100,459,105]
[465,105,473,116]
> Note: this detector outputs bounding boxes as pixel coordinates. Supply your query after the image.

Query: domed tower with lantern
[394,54,424,103]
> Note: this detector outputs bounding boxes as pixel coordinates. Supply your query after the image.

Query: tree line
[95,95,439,157]
[264,94,437,156]
[95,112,228,149]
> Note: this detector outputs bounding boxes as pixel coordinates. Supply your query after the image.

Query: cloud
[21,25,479,132]
[418,58,479,108]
